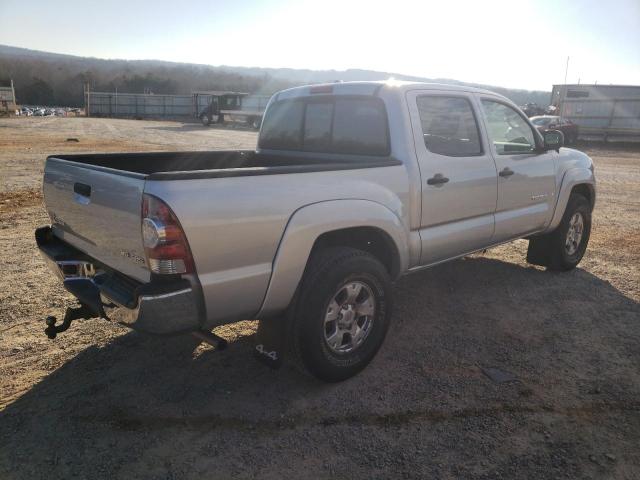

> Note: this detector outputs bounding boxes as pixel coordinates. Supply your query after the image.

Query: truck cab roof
[274,80,506,101]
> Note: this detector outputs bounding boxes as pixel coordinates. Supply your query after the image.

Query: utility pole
[85,82,90,117]
[10,79,16,107]
[564,56,570,85]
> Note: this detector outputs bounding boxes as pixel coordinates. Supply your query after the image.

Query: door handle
[427,173,449,186]
[499,168,514,178]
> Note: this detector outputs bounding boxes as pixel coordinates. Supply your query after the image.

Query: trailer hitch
[44,303,98,339]
[192,330,228,350]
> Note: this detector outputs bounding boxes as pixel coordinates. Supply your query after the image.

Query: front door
[407,91,498,266]
[477,97,557,242]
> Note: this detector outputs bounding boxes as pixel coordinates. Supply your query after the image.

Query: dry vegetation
[0,117,639,479]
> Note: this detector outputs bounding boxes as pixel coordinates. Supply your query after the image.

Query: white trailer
[551,84,640,142]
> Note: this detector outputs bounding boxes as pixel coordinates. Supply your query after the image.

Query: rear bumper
[36,226,202,334]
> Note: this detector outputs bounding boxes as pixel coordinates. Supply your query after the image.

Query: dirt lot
[0,117,639,479]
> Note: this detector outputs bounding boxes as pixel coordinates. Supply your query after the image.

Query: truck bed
[43,149,402,283]
[50,150,401,180]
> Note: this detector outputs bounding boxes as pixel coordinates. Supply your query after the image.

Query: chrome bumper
[36,226,202,334]
[100,285,200,334]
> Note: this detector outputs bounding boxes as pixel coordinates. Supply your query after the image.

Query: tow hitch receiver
[192,330,228,350]
[44,304,98,339]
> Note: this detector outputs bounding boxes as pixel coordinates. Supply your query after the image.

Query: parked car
[521,102,545,117]
[36,81,595,382]
[530,115,579,145]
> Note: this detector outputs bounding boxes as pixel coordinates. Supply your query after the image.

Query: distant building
[550,84,640,142]
[0,80,17,114]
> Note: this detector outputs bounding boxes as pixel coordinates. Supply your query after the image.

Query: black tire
[528,193,591,271]
[288,247,393,382]
[566,133,576,146]
[200,114,211,126]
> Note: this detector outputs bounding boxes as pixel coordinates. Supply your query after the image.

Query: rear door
[43,158,150,282]
[407,90,498,265]
[477,97,557,242]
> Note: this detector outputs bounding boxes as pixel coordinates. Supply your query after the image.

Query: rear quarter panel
[144,165,411,327]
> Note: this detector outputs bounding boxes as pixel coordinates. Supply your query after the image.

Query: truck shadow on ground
[1,256,639,476]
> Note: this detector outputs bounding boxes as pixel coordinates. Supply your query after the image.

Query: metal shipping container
[550,84,640,142]
[86,91,193,118]
[86,90,269,121]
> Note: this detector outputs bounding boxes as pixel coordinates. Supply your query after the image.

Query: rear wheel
[288,247,392,382]
[200,114,211,126]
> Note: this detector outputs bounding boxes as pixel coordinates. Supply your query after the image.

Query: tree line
[0,52,295,107]
[0,46,550,108]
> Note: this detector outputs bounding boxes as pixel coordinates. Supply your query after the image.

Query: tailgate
[43,158,150,282]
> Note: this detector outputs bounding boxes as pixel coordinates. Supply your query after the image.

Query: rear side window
[416,96,482,156]
[259,96,390,156]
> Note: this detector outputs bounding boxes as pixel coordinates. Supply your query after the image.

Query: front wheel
[527,193,591,271]
[288,247,393,382]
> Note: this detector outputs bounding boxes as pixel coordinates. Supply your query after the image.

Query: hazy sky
[1,0,638,90]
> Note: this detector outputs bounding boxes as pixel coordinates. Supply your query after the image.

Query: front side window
[259,96,390,156]
[416,96,482,156]
[481,100,537,154]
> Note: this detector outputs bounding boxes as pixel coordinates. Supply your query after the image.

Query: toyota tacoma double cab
[36,81,595,382]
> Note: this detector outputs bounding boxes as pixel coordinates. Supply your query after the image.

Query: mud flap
[526,234,552,267]
[253,317,287,369]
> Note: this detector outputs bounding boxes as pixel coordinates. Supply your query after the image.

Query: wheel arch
[571,183,595,210]
[311,226,402,279]
[545,167,595,233]
[256,199,409,318]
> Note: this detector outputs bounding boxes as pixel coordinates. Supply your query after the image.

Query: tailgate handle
[73,182,91,205]
[73,182,91,197]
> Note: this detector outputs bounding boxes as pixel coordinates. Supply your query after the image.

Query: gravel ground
[0,117,639,479]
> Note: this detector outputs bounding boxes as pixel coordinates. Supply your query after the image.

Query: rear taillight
[141,194,195,275]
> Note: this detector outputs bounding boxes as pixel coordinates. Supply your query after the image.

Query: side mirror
[543,129,564,152]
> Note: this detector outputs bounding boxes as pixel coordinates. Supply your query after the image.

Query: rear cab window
[259,96,390,156]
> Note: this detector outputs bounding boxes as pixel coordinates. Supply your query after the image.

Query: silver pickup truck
[36,81,595,381]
